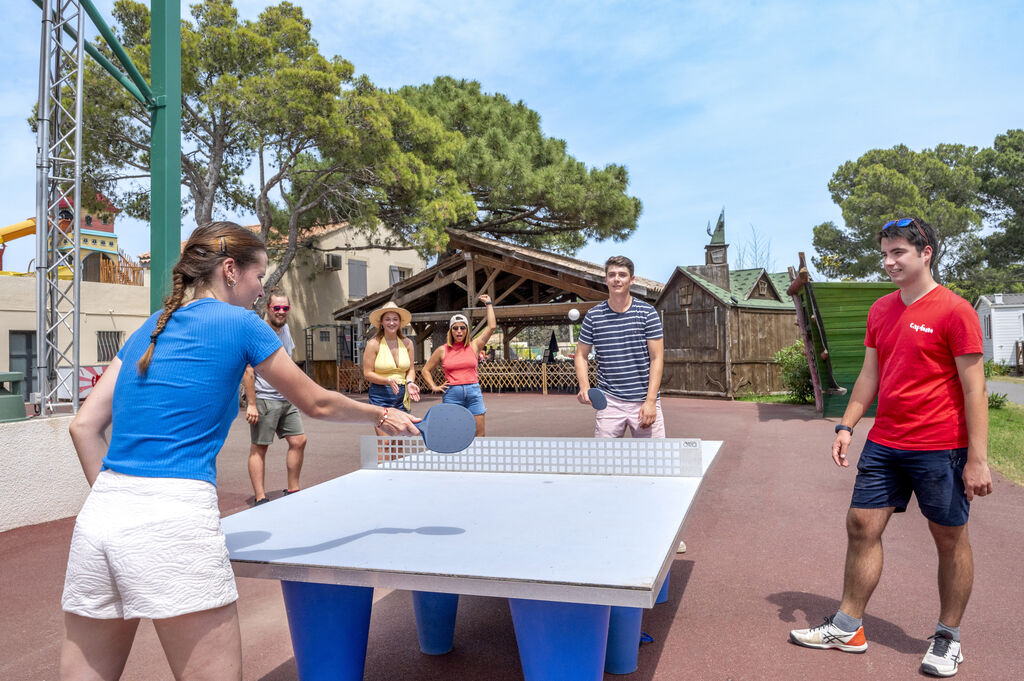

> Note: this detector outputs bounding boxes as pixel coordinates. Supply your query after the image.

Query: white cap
[449,313,469,328]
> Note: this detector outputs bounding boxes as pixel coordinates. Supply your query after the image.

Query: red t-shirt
[442,343,479,385]
[865,286,982,449]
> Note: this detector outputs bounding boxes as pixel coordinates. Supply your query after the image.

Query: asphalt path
[988,378,1024,404]
[2,393,1021,681]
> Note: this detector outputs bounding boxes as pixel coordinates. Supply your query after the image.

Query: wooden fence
[335,359,598,395]
[100,255,145,287]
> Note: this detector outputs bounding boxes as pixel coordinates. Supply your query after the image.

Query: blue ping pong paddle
[417,403,476,453]
[587,387,608,410]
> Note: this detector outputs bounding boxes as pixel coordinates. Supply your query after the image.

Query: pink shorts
[594,393,665,438]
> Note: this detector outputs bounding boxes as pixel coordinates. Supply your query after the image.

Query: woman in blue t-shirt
[60,222,420,680]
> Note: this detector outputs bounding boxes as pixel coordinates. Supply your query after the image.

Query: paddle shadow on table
[767,590,926,654]
[227,526,465,561]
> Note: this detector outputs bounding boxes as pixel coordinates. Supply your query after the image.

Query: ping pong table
[223,436,721,681]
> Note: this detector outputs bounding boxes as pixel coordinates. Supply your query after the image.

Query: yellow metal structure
[0,218,36,245]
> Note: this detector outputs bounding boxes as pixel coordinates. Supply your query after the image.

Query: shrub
[989,392,1009,409]
[774,340,813,403]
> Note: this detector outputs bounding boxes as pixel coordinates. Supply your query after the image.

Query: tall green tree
[73,0,474,292]
[811,144,983,281]
[398,77,642,254]
[976,129,1024,267]
[80,0,260,224]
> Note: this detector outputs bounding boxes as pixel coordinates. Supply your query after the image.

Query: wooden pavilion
[330,229,663,393]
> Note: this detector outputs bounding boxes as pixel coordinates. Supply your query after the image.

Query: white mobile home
[975,293,1024,365]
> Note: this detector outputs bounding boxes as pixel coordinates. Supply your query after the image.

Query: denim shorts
[368,383,409,412]
[851,439,969,526]
[442,382,486,415]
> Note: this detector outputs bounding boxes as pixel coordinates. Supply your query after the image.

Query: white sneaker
[921,633,963,677]
[789,616,867,653]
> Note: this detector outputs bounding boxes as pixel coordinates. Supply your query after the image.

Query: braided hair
[137,221,266,375]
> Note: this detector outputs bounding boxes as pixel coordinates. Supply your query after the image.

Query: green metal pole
[80,0,156,105]
[149,0,181,312]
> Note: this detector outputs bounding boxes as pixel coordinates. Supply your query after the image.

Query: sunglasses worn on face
[272,305,290,312]
[883,218,929,244]
[451,325,467,331]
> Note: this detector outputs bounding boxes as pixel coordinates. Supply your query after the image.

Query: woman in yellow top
[363,301,421,435]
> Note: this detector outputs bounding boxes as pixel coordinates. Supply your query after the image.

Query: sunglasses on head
[883,218,929,244]
[272,305,290,312]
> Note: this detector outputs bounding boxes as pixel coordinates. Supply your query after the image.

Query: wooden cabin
[655,213,799,397]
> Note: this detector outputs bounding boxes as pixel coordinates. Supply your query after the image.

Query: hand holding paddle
[577,386,607,410]
[376,408,421,436]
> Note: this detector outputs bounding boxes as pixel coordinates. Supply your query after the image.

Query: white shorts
[594,394,666,438]
[62,470,238,620]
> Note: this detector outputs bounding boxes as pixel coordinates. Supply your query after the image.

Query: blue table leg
[412,591,459,654]
[280,581,374,681]
[656,568,671,604]
[508,598,610,681]
[605,606,643,674]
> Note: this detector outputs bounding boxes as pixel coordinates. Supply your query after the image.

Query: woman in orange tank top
[422,294,497,435]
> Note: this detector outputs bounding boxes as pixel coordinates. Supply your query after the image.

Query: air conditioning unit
[324,253,343,271]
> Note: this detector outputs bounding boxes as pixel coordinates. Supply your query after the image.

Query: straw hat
[369,301,412,328]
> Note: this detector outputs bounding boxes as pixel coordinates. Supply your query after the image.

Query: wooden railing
[336,359,599,395]
[100,252,145,287]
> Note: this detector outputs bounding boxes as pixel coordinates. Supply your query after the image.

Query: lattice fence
[336,360,598,395]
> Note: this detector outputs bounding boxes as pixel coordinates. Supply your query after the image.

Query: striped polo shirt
[578,298,663,402]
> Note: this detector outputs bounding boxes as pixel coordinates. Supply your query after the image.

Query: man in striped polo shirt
[574,255,666,438]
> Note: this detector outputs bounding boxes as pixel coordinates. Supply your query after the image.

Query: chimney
[994,293,1004,305]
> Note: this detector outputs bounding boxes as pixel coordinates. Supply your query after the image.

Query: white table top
[224,440,721,608]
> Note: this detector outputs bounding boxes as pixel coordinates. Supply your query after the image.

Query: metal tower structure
[28,0,181,414]
[34,0,85,413]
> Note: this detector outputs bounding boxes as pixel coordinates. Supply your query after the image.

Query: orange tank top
[442,343,479,385]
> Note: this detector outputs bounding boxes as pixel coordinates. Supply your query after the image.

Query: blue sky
[2,0,1022,284]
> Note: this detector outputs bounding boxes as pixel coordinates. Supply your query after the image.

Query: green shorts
[250,398,304,445]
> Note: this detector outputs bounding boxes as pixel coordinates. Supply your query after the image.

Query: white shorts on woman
[62,469,237,620]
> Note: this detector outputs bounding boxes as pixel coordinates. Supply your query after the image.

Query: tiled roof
[670,266,794,310]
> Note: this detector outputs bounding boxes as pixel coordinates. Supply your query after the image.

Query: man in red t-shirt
[789,217,992,678]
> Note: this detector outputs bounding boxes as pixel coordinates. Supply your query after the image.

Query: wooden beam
[493,275,527,306]
[394,266,467,306]
[473,254,605,300]
[479,266,501,300]
[465,252,477,314]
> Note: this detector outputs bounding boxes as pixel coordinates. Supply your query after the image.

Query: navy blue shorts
[442,383,486,416]
[851,439,969,526]
[368,383,409,412]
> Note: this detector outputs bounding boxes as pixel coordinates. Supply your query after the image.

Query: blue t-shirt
[103,298,282,485]
[578,299,663,402]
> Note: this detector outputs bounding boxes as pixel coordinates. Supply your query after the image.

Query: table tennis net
[359,436,704,477]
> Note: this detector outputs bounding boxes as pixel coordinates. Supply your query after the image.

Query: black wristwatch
[835,424,853,435]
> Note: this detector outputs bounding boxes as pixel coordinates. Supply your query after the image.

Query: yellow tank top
[374,338,411,383]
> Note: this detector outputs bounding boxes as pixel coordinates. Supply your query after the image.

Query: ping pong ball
[568,308,580,321]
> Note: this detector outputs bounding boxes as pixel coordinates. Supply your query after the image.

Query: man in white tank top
[242,290,307,504]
